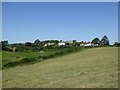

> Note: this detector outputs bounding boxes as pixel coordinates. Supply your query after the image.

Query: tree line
[0,35,119,52]
[91,35,110,45]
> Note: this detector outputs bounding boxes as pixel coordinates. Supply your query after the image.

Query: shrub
[48,54,55,58]
[37,55,42,58]
[20,58,37,63]
[3,61,19,68]
[3,57,38,68]
[67,49,73,53]
[3,45,83,68]
[54,52,61,56]
[54,51,64,56]
[41,56,48,59]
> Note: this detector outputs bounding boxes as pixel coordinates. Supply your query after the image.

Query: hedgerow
[3,46,83,69]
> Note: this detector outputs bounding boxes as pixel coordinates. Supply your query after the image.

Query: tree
[25,42,32,46]
[1,41,9,50]
[75,42,80,46]
[0,42,2,51]
[73,40,77,43]
[34,39,41,46]
[114,42,120,46]
[2,41,9,45]
[91,38,100,44]
[47,40,59,44]
[53,40,59,44]
[73,40,77,46]
[100,36,109,45]
[33,39,44,51]
[60,40,63,42]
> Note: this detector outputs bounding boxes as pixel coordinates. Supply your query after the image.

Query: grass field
[2,47,118,88]
[0,51,1,67]
[2,47,83,68]
[2,49,61,65]
[0,51,1,89]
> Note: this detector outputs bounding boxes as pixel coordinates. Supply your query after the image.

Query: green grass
[2,51,39,65]
[0,51,2,68]
[2,47,118,88]
[2,47,83,68]
[2,49,57,65]
[0,51,2,89]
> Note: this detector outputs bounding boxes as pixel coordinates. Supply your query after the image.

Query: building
[58,42,66,46]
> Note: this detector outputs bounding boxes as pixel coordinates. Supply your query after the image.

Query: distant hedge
[3,58,38,68]
[3,46,83,69]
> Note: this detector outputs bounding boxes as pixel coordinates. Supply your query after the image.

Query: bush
[54,51,64,56]
[41,56,48,59]
[67,49,73,53]
[3,57,38,68]
[20,58,36,63]
[3,46,83,68]
[37,55,42,58]
[47,54,55,58]
[3,61,19,68]
[54,52,60,56]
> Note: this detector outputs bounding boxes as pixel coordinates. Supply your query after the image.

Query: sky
[2,0,120,2]
[2,2,118,44]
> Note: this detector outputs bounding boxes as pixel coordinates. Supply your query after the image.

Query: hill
[2,47,118,88]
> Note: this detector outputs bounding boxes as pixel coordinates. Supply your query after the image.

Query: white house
[44,44,47,47]
[58,42,66,46]
[91,43,98,46]
[84,43,98,47]
[84,43,92,46]
[47,43,54,46]
[43,43,55,47]
[80,43,85,46]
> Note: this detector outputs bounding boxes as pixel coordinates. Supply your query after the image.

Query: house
[84,42,92,46]
[84,42,99,47]
[80,42,88,46]
[47,43,54,46]
[43,43,55,47]
[80,43,85,46]
[91,43,98,46]
[80,41,99,47]
[43,44,47,47]
[58,42,66,46]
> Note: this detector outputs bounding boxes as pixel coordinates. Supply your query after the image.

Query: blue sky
[2,2,118,44]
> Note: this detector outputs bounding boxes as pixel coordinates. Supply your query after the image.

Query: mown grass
[2,47,118,88]
[0,51,2,89]
[0,51,2,68]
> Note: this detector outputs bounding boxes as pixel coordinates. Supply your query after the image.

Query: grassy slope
[2,51,39,66]
[0,51,1,66]
[2,49,61,65]
[2,47,81,66]
[2,47,118,88]
[0,51,1,89]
